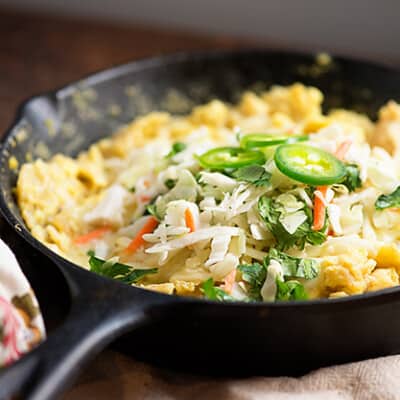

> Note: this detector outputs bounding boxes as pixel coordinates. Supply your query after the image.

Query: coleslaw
[17,83,400,301]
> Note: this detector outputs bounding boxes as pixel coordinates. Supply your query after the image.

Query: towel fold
[0,238,45,367]
[63,350,400,400]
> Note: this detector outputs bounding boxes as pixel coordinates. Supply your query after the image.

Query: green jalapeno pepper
[240,133,309,149]
[274,144,346,185]
[198,147,265,170]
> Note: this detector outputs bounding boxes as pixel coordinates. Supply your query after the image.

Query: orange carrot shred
[74,227,112,245]
[124,216,159,254]
[335,140,352,160]
[312,186,329,232]
[184,208,196,232]
[223,270,236,294]
[139,195,151,203]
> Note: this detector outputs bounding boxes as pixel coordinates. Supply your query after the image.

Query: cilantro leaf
[201,278,236,301]
[166,142,187,158]
[89,254,130,278]
[232,165,271,187]
[145,204,161,220]
[238,257,311,301]
[258,195,326,250]
[266,248,319,280]
[88,254,158,284]
[375,186,400,210]
[275,279,308,301]
[341,164,362,192]
[119,269,159,284]
[237,262,267,301]
[164,178,176,189]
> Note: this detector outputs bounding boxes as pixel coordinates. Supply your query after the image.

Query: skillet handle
[0,267,168,400]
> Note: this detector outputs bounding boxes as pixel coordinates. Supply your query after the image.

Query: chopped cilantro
[375,186,400,210]
[201,278,235,301]
[237,262,267,301]
[258,195,326,250]
[266,248,319,280]
[232,165,271,187]
[275,279,308,301]
[164,178,176,189]
[341,164,362,192]
[238,249,318,301]
[145,204,161,220]
[238,260,313,301]
[166,142,187,158]
[88,253,158,284]
[194,172,203,183]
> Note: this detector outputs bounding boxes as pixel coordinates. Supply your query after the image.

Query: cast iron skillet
[1,49,400,400]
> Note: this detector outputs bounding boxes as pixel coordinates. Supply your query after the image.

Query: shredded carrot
[223,270,236,294]
[139,195,151,203]
[184,208,196,232]
[335,140,352,160]
[312,186,329,231]
[74,226,111,245]
[124,216,159,254]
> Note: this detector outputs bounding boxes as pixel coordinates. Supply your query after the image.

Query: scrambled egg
[16,83,400,299]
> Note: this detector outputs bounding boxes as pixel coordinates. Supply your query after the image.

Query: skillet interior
[2,50,400,378]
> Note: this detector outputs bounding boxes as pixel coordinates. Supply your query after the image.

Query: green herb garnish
[258,196,326,250]
[238,249,317,301]
[201,278,235,301]
[145,204,161,220]
[341,164,362,192]
[237,262,267,301]
[275,279,308,301]
[88,253,158,284]
[375,186,400,210]
[266,248,319,280]
[232,165,271,187]
[164,178,177,189]
[166,142,187,158]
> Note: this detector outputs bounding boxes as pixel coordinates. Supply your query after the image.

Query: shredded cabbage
[18,84,400,302]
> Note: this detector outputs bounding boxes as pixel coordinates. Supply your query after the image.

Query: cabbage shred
[20,85,400,302]
[86,126,392,302]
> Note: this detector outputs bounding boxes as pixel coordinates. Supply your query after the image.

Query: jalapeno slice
[274,144,346,185]
[240,133,309,149]
[198,147,265,170]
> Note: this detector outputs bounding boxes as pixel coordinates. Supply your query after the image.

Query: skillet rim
[2,47,400,309]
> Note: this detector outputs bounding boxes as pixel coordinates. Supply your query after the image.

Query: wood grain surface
[0,8,253,134]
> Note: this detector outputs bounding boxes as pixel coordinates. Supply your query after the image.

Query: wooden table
[0,8,256,134]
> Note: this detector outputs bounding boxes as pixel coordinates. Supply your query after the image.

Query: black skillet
[1,49,400,400]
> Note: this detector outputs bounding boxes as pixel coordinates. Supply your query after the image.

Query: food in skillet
[16,84,400,301]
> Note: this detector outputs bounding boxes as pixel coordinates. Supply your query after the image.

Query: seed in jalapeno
[198,147,265,170]
[240,133,309,149]
[274,144,346,185]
